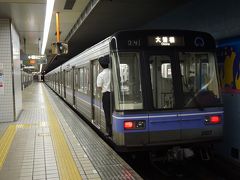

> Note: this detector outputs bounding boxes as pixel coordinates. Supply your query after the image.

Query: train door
[91,60,102,128]
[72,67,76,106]
[58,72,60,94]
[56,73,57,92]
[59,71,61,95]
[54,74,56,90]
[56,73,58,92]
[52,74,54,89]
[146,52,182,143]
[63,70,66,99]
[60,69,62,96]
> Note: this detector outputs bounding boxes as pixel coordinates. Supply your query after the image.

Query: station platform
[0,83,142,180]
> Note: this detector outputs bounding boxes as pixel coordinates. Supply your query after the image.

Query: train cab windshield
[112,50,221,111]
[148,51,221,110]
[179,52,221,108]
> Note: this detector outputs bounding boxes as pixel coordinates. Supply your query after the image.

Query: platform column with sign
[0,20,22,122]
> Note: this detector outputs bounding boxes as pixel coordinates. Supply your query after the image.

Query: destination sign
[148,36,184,46]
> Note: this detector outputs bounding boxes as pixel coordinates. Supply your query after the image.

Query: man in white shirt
[97,56,112,136]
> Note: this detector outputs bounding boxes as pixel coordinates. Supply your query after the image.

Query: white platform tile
[0,84,58,180]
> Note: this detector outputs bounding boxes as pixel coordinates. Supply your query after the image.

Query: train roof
[46,29,216,75]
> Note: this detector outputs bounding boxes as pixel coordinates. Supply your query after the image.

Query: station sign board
[23,55,47,65]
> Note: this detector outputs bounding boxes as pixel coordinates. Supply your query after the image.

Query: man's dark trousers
[102,91,111,136]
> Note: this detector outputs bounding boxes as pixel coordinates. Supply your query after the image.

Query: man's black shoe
[105,133,112,138]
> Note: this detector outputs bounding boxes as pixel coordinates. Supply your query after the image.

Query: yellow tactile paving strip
[42,86,82,180]
[0,124,31,169]
[0,125,17,169]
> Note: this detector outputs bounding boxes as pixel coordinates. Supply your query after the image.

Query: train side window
[79,68,84,92]
[65,71,68,87]
[55,73,58,86]
[68,69,73,88]
[84,67,89,93]
[111,52,143,110]
[60,72,62,85]
[93,63,97,96]
[66,70,71,88]
[75,68,79,90]
[61,71,63,85]
[55,73,57,88]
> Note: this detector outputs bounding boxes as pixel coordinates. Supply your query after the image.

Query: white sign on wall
[0,64,4,95]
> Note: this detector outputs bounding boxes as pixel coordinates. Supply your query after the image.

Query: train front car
[110,30,223,151]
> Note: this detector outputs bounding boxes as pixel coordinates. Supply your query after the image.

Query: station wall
[216,39,240,163]
[142,0,240,40]
[0,19,22,122]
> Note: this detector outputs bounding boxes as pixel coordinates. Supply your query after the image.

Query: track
[121,151,240,180]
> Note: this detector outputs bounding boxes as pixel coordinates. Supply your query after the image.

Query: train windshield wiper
[193,94,204,111]
[185,92,204,111]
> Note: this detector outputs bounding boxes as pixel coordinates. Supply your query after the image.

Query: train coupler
[167,146,194,161]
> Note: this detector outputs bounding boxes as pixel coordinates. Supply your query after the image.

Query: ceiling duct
[64,0,76,10]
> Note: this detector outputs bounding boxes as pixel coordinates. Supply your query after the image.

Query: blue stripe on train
[112,108,223,133]
[65,88,102,108]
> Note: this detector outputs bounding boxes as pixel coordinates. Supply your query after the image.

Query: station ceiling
[0,0,192,73]
[2,0,240,73]
[0,0,89,54]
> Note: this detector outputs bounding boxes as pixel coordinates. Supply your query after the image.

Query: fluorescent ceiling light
[39,64,43,73]
[24,66,35,69]
[41,0,55,55]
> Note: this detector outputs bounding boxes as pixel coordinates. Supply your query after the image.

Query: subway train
[45,30,223,152]
[21,71,33,90]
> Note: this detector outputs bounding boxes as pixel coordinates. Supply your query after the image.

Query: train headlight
[205,115,221,124]
[124,120,146,130]
[124,121,134,129]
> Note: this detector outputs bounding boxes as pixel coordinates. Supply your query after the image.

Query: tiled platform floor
[0,83,142,180]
